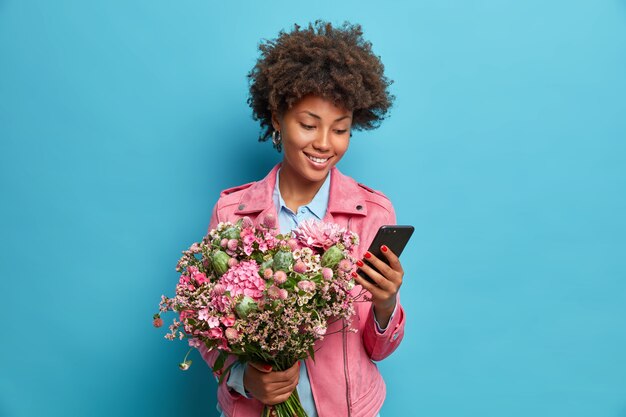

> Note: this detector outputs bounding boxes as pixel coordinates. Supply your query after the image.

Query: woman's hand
[243,361,300,405]
[354,245,404,329]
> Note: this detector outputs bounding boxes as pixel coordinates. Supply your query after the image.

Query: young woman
[200,21,406,417]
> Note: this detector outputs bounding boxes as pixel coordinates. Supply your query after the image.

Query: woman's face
[272,95,352,186]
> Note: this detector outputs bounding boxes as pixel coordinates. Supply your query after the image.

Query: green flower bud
[222,227,240,240]
[211,250,231,276]
[321,245,344,268]
[273,250,294,271]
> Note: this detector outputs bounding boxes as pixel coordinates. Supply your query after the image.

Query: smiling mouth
[305,153,331,164]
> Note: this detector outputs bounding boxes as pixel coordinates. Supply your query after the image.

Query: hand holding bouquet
[154,216,359,417]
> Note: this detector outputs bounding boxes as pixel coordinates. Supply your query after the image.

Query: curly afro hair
[247,20,395,149]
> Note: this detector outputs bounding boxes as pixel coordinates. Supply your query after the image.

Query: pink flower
[322,267,333,280]
[287,238,299,251]
[278,288,288,300]
[241,216,253,228]
[263,268,274,279]
[227,239,238,251]
[220,238,228,248]
[191,270,208,285]
[188,338,202,348]
[198,308,209,321]
[219,260,265,301]
[297,280,316,293]
[220,314,236,327]
[153,318,163,328]
[213,284,226,295]
[293,219,347,250]
[338,259,352,272]
[225,327,239,340]
[208,327,223,339]
[179,310,194,320]
[207,316,220,328]
[273,270,287,285]
[262,213,276,228]
[228,258,239,267]
[293,260,307,274]
[313,325,327,336]
[267,285,282,299]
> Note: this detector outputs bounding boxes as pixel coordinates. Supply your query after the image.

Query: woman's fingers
[355,261,392,291]
[360,248,403,285]
[379,245,404,275]
[244,361,300,405]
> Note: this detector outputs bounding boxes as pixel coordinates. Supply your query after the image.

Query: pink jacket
[200,164,406,417]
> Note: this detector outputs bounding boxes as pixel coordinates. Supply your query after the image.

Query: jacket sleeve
[360,201,407,361]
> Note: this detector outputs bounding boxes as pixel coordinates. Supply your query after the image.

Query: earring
[272,130,282,147]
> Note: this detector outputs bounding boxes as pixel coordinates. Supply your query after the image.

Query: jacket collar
[234,163,368,217]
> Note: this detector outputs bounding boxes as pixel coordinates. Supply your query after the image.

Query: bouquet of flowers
[154,215,359,417]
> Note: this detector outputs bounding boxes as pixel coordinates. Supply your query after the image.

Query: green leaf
[212,350,228,374]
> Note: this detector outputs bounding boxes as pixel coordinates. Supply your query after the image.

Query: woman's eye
[300,123,315,130]
[335,129,349,135]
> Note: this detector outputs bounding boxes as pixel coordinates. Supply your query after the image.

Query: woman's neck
[278,165,328,213]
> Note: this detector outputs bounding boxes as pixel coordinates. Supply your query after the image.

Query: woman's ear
[271,113,281,132]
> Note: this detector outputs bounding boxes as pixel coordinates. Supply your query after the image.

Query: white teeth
[307,155,329,163]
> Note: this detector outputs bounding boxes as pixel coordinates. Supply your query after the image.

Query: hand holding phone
[357,225,414,285]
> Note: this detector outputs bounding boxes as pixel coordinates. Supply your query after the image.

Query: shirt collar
[273,168,331,220]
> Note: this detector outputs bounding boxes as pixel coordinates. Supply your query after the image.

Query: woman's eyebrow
[299,111,352,122]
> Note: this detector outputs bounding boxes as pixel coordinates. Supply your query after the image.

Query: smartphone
[357,225,414,285]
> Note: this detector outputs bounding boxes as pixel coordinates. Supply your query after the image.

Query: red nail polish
[262,364,272,371]
[364,252,372,259]
[381,245,388,253]
[356,260,364,267]
[351,271,358,278]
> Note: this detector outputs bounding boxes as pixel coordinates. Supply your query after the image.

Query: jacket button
[391,332,399,341]
[356,205,363,211]
[238,204,245,210]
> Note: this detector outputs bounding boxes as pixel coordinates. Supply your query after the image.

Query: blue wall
[1,1,625,416]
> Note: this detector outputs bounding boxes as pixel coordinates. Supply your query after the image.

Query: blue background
[1,0,625,416]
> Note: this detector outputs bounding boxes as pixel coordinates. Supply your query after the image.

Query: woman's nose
[312,130,331,151]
